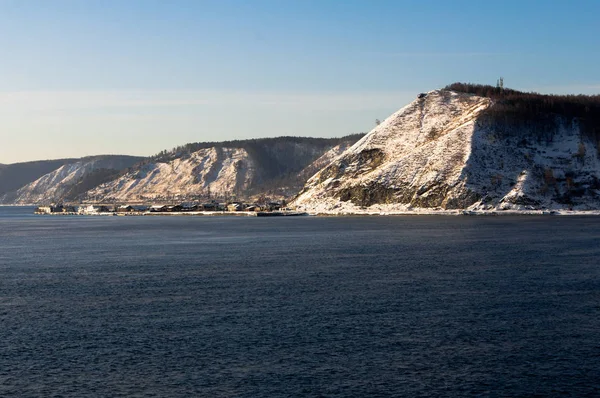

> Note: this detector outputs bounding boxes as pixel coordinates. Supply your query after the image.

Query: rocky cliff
[292,88,600,213]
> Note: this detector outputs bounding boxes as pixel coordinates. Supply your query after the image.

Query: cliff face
[292,90,600,213]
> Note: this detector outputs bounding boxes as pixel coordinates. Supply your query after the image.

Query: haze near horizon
[1,0,599,164]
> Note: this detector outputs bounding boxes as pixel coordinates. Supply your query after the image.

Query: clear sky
[1,0,599,164]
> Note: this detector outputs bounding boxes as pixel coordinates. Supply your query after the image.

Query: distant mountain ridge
[0,158,78,197]
[84,135,363,203]
[0,135,364,205]
[1,155,144,204]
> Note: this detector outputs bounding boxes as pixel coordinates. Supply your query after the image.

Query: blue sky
[1,0,599,163]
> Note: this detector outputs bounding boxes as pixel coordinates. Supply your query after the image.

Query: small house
[227,203,243,212]
[181,203,199,212]
[166,204,183,212]
[267,202,282,211]
[83,205,110,214]
[201,203,216,211]
[35,206,53,214]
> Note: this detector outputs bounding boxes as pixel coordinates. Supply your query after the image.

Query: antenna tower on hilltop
[496,77,504,90]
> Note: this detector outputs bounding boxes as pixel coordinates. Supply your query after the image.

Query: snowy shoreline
[293,198,600,216]
[29,208,600,217]
[307,210,600,216]
[34,211,260,217]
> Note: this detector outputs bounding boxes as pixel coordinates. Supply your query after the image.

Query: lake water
[1,207,599,397]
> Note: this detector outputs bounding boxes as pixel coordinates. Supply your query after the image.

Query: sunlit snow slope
[81,136,363,203]
[85,147,254,202]
[292,90,600,213]
[4,156,141,204]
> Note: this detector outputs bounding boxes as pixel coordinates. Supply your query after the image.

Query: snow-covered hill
[0,158,78,197]
[1,156,141,204]
[292,89,600,213]
[80,136,363,203]
[0,136,363,205]
[85,147,255,202]
[296,142,354,183]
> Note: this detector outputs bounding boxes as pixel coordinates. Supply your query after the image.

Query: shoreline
[9,203,600,217]
[309,210,600,216]
[311,210,600,216]
[32,210,310,217]
[29,209,600,217]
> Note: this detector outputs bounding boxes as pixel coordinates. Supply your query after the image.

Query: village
[34,200,307,217]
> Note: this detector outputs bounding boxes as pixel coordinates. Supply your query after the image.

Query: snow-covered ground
[293,197,600,216]
[3,156,137,204]
[292,90,600,214]
[296,142,353,181]
[85,147,255,202]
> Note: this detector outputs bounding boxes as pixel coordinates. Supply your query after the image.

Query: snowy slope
[3,156,141,204]
[0,158,78,197]
[292,90,600,213]
[296,142,354,183]
[82,136,363,203]
[85,147,255,202]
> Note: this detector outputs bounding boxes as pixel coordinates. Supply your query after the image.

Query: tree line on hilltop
[444,82,600,146]
[141,134,365,184]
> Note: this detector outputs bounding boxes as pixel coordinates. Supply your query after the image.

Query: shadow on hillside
[459,109,600,210]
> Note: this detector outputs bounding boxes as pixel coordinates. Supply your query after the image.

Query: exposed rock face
[292,90,600,213]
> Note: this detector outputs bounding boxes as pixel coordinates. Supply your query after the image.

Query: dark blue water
[1,207,599,397]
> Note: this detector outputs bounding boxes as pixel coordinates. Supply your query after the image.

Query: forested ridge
[444,83,600,146]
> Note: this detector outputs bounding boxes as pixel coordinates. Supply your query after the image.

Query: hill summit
[292,85,600,213]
